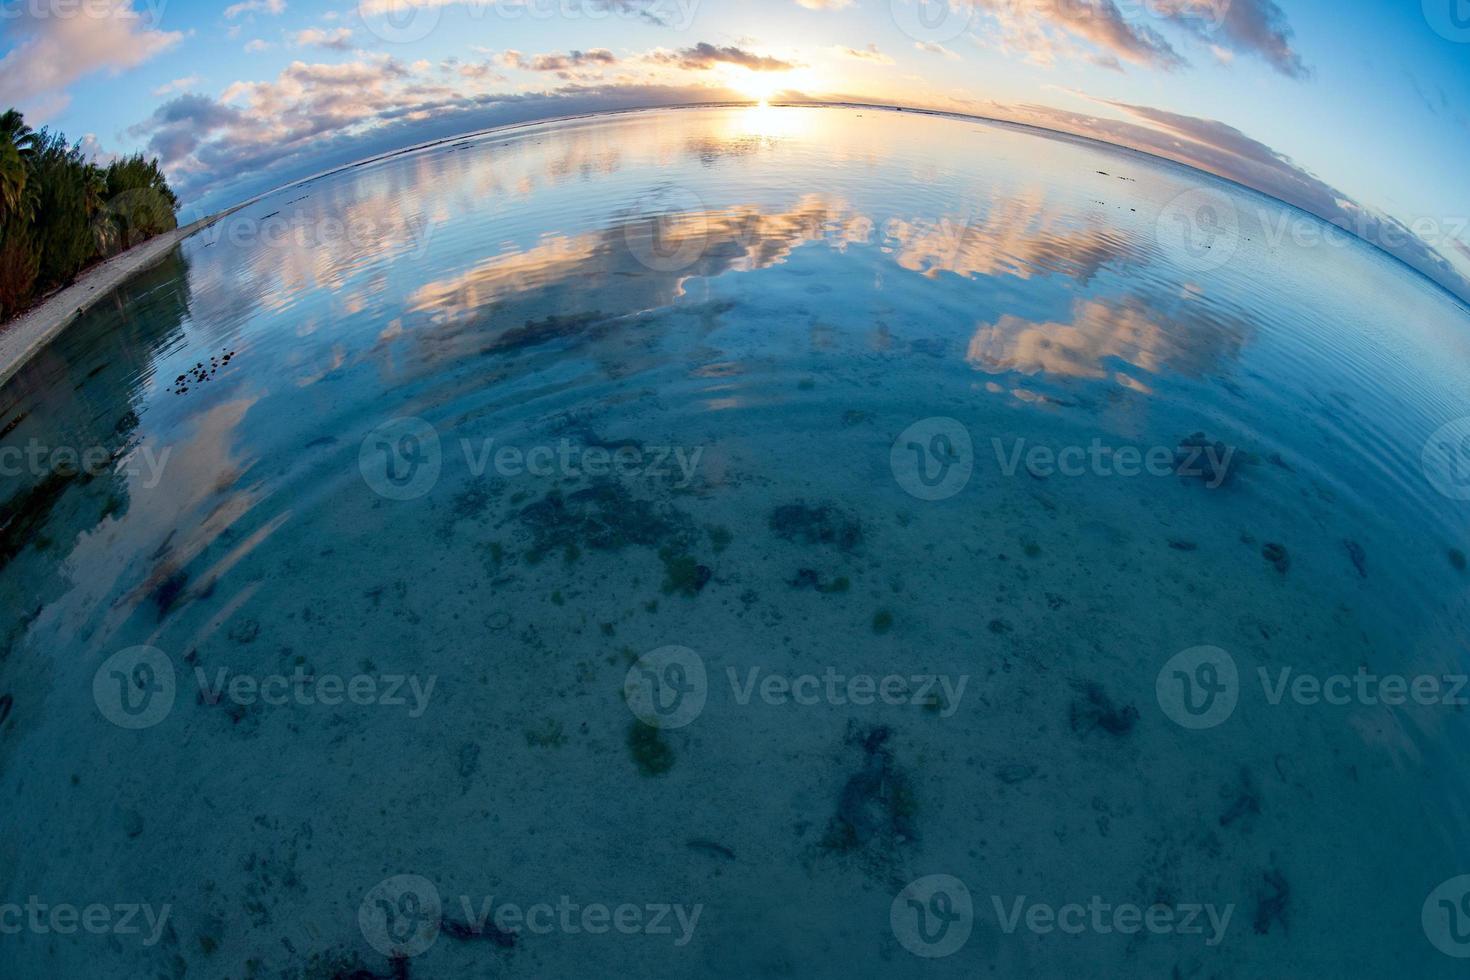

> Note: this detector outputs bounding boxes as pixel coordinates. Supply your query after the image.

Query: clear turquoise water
[2,105,1469,977]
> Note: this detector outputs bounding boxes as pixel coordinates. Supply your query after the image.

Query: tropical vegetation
[0,108,179,320]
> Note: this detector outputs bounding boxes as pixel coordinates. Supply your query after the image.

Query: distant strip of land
[0,207,240,390]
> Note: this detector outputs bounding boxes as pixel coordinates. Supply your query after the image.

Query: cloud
[125,49,740,208]
[836,44,894,64]
[1153,0,1306,77]
[970,0,1307,77]
[975,0,1185,71]
[650,43,798,72]
[357,0,687,27]
[796,0,854,8]
[78,133,119,166]
[153,75,204,97]
[995,97,1466,300]
[245,39,273,53]
[502,48,620,78]
[294,27,355,51]
[0,0,182,119]
[224,0,286,17]
[914,41,961,59]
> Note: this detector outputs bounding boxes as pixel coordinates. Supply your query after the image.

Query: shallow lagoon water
[2,105,1470,977]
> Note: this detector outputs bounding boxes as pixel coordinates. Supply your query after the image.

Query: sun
[731,69,785,106]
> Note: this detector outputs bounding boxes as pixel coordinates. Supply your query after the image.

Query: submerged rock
[1174,431,1238,487]
[517,482,690,563]
[627,721,675,776]
[822,723,917,858]
[1253,866,1290,934]
[1069,681,1139,736]
[1262,542,1290,574]
[768,501,863,551]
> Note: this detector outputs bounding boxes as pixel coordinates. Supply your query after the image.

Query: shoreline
[0,206,241,390]
[0,101,1462,393]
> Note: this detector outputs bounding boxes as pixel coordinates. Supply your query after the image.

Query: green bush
[0,108,179,319]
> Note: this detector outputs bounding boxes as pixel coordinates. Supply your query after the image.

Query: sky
[1,0,1468,298]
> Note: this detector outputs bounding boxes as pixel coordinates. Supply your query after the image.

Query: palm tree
[84,162,120,256]
[0,111,36,227]
[0,137,26,225]
[0,110,36,160]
